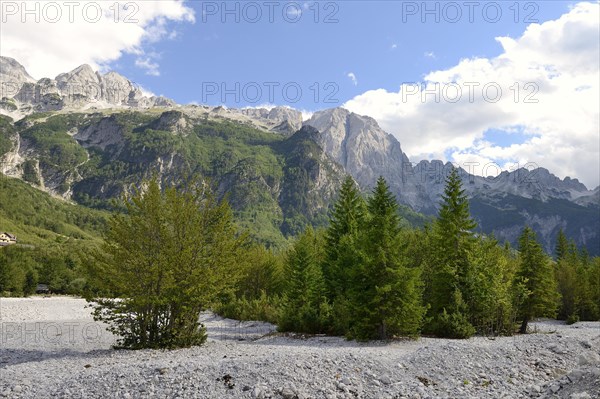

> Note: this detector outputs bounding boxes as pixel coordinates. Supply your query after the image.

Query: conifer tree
[555,229,569,261]
[466,237,517,335]
[515,226,559,333]
[426,167,477,338]
[323,176,366,298]
[279,227,330,334]
[350,177,424,340]
[555,235,579,320]
[576,256,600,320]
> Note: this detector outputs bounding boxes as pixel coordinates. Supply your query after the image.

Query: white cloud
[424,51,436,59]
[347,72,358,86]
[0,0,195,79]
[242,104,314,121]
[243,103,277,111]
[139,86,157,98]
[391,43,398,50]
[135,56,161,76]
[344,2,600,188]
[301,110,314,121]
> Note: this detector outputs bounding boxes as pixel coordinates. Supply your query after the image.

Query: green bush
[89,178,247,349]
[433,309,476,339]
[566,314,580,325]
[216,291,281,325]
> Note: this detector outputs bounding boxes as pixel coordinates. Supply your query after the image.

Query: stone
[579,340,592,349]
[380,375,392,385]
[570,393,592,399]
[251,387,263,399]
[569,369,585,382]
[578,353,600,366]
[281,386,296,399]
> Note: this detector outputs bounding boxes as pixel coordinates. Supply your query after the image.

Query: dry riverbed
[0,297,598,398]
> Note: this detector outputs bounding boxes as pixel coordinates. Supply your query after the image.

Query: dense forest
[218,170,599,342]
[0,177,106,295]
[1,167,598,346]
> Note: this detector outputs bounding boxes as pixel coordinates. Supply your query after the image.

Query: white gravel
[1,297,598,399]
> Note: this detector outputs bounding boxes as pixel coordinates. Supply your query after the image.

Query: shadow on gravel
[201,312,420,349]
[250,334,420,349]
[0,348,114,368]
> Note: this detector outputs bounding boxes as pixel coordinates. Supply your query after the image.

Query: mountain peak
[55,64,100,85]
[0,56,174,117]
[71,64,96,75]
[0,56,36,86]
[102,70,130,81]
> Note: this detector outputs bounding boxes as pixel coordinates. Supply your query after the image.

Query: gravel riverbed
[0,297,598,398]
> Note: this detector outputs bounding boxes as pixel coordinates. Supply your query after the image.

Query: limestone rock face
[150,110,191,135]
[239,106,303,133]
[0,56,36,94]
[74,116,126,151]
[266,107,303,132]
[55,64,101,96]
[0,57,175,117]
[101,71,140,105]
[304,108,426,210]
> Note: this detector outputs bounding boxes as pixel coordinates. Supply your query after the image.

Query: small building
[0,232,17,247]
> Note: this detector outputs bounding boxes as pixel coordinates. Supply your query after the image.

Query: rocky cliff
[0,56,175,119]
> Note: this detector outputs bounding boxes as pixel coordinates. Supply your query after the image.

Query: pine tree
[436,167,477,254]
[465,237,517,335]
[349,177,424,340]
[426,167,477,338]
[555,229,569,261]
[555,235,579,320]
[515,226,559,333]
[323,176,366,298]
[578,257,600,320]
[279,227,330,334]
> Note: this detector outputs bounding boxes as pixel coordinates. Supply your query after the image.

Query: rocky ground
[0,297,598,399]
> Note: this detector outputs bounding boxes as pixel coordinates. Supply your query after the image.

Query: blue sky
[110,1,574,110]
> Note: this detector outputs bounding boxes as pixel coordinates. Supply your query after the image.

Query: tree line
[244,169,599,340]
[2,169,599,349]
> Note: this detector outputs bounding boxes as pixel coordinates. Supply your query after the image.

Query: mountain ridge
[1,57,598,254]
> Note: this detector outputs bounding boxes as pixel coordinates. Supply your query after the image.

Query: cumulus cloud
[242,104,314,121]
[344,2,600,188]
[0,0,195,79]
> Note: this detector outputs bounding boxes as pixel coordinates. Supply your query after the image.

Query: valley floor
[0,297,598,399]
